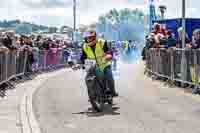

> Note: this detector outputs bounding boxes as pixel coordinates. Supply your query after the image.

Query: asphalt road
[33,62,200,133]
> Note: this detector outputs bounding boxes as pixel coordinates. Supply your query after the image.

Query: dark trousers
[103,66,116,95]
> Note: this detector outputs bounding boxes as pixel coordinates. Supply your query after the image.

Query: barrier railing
[0,51,7,85]
[145,48,200,89]
[16,50,28,76]
[0,49,78,87]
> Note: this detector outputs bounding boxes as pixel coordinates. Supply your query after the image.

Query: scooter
[74,60,113,112]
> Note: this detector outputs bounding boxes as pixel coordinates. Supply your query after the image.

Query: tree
[96,8,145,41]
[98,15,106,24]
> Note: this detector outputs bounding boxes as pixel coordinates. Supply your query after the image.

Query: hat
[193,29,200,34]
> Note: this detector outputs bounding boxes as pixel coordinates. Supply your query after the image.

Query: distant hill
[0,20,50,34]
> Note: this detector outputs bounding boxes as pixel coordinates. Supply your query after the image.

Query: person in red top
[151,23,168,48]
[161,27,167,36]
[153,33,164,48]
[152,23,162,35]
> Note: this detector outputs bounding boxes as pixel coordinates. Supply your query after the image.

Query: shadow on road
[0,84,8,98]
[0,89,6,98]
[73,105,120,117]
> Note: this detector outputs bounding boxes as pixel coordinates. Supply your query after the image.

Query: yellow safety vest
[83,39,111,71]
[190,65,200,82]
[124,41,129,50]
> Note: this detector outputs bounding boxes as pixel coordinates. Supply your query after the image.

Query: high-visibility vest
[124,41,129,50]
[190,65,200,82]
[126,41,129,48]
[83,39,111,71]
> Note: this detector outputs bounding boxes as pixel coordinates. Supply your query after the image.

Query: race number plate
[85,59,96,66]
[85,59,96,71]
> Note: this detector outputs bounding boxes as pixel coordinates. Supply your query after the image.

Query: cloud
[21,0,72,8]
[0,0,200,27]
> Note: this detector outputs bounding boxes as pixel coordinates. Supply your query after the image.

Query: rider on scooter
[80,30,118,97]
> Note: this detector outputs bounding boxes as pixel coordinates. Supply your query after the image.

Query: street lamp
[159,5,167,20]
[72,0,76,42]
[181,0,186,86]
[182,0,185,49]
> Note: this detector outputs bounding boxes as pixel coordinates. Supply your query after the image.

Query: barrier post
[5,52,8,84]
[181,49,187,87]
[170,48,175,86]
[44,50,47,70]
[158,49,161,76]
[194,50,198,91]
[23,52,28,75]
[151,49,155,77]
[150,49,154,77]
[0,52,5,85]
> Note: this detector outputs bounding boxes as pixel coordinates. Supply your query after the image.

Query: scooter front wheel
[89,96,104,112]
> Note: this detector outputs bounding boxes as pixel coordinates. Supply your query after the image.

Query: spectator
[27,36,34,47]
[153,33,164,48]
[159,33,167,47]
[15,37,21,49]
[187,29,200,49]
[177,27,191,48]
[41,39,50,50]
[63,46,70,63]
[2,34,17,50]
[161,27,167,36]
[34,35,42,48]
[21,36,34,73]
[0,40,9,53]
[20,36,32,51]
[148,33,156,48]
[152,23,162,35]
[165,30,176,48]
[142,35,155,60]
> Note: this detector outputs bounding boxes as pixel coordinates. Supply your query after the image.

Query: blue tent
[153,18,200,40]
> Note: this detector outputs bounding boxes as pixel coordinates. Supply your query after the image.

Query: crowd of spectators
[0,31,80,73]
[0,31,76,52]
[144,23,177,49]
[142,23,200,59]
[144,23,200,49]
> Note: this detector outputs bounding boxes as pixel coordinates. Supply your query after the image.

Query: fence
[0,48,81,87]
[145,48,200,89]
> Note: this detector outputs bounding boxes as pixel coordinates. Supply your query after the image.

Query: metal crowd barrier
[0,51,7,85]
[0,48,75,86]
[31,49,71,71]
[16,50,27,76]
[145,48,200,88]
[7,51,16,81]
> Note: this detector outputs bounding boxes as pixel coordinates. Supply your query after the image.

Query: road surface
[33,62,200,133]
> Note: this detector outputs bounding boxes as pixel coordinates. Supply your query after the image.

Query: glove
[82,65,85,70]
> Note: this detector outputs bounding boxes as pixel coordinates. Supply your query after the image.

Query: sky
[0,0,199,27]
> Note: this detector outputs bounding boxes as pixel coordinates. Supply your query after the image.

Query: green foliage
[98,8,145,25]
